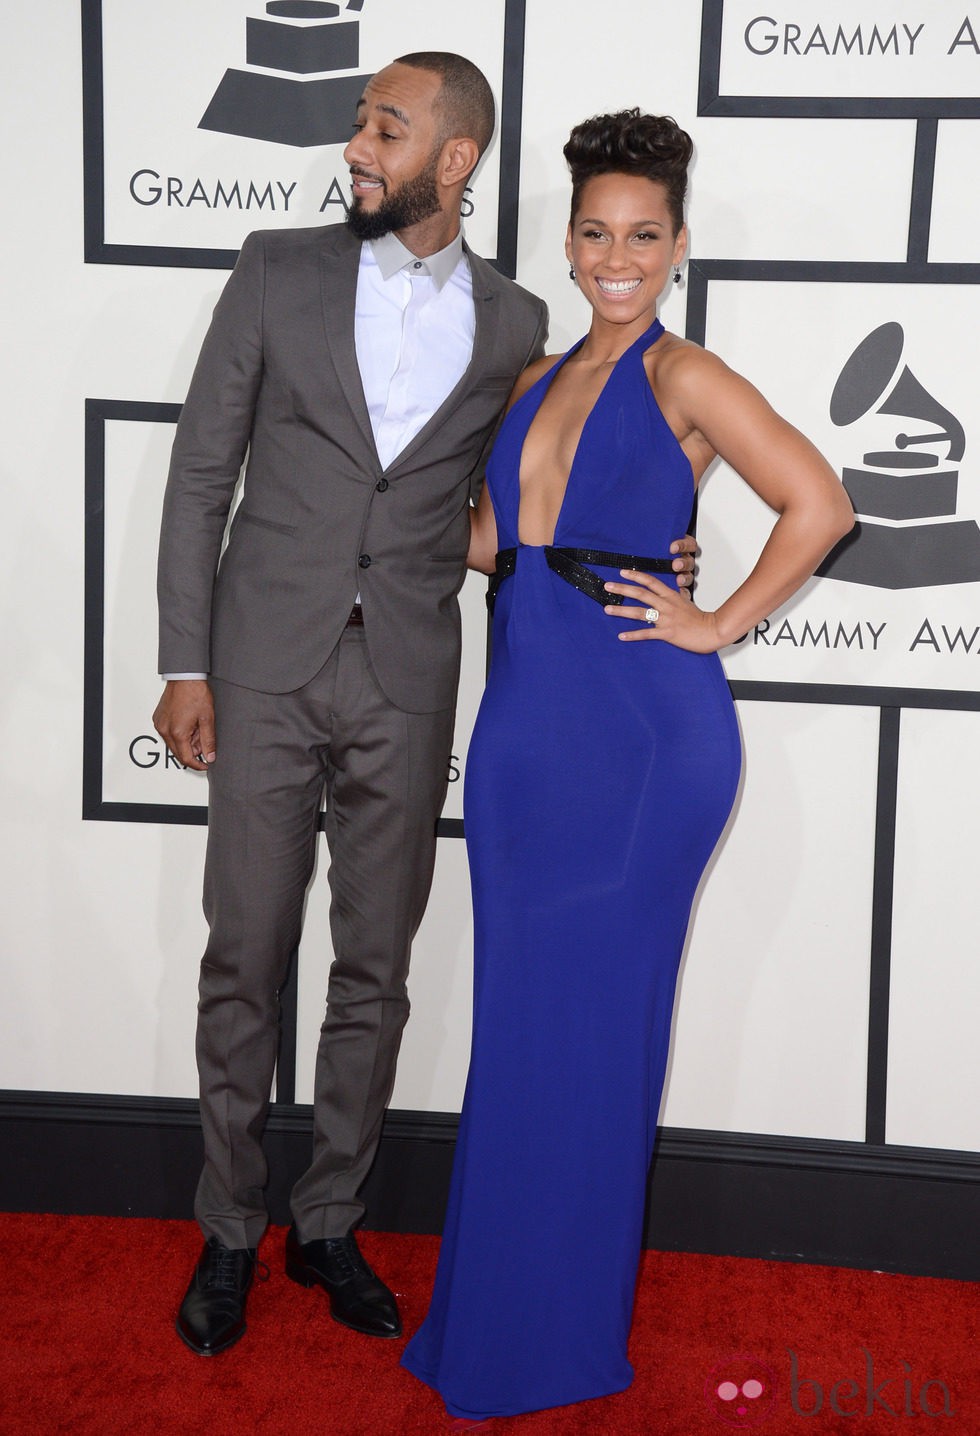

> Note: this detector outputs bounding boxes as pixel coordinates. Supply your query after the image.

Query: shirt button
[412,261,423,270]
[375,478,389,492]
[358,553,372,569]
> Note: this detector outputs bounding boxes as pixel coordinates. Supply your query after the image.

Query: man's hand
[670,533,698,596]
[152,680,216,770]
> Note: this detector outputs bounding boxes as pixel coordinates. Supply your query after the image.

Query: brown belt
[345,603,364,627]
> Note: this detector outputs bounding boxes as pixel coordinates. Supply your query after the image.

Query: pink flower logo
[705,1355,778,1426]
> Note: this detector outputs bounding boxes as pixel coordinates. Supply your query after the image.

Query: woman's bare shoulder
[505,352,564,410]
[648,332,731,383]
[647,332,756,413]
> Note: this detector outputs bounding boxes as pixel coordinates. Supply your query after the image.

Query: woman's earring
[672,265,682,286]
[569,265,576,282]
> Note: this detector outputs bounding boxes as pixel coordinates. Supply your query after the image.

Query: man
[154,51,694,1357]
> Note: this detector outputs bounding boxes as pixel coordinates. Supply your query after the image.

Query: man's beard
[345,157,442,241]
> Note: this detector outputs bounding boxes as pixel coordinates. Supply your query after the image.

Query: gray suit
[158,223,547,1246]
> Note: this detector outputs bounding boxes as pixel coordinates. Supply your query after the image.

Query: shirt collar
[368,229,465,290]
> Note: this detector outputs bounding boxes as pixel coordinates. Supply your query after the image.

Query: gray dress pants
[194,625,454,1248]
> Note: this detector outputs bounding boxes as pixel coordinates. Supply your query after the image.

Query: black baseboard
[2,1091,979,1280]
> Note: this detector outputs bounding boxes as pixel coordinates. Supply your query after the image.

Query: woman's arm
[468,479,499,575]
[605,346,854,649]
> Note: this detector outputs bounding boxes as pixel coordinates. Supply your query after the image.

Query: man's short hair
[394,51,496,158]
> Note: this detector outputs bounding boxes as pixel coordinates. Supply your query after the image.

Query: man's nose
[343,132,368,168]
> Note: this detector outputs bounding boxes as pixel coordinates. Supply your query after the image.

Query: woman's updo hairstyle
[563,109,693,235]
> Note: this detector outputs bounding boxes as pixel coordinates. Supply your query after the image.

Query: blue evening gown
[402,318,742,1419]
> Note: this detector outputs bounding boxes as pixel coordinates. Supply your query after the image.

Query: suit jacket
[157,223,548,712]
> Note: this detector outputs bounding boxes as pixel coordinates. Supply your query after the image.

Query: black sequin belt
[487,546,675,614]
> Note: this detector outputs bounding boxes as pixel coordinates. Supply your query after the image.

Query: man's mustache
[349,166,387,191]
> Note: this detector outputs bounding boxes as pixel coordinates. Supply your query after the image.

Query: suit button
[358,554,372,569]
[376,478,389,492]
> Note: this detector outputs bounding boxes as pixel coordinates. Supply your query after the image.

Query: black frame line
[80,0,526,276]
[495,0,527,280]
[83,399,196,826]
[698,0,980,120]
[908,118,938,264]
[866,708,900,1144]
[83,399,465,841]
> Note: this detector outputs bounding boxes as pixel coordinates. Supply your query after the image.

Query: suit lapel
[319,229,379,464]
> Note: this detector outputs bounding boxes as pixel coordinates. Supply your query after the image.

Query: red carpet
[1,1213,975,1434]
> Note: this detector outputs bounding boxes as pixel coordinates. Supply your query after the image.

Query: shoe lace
[203,1244,269,1290]
[325,1236,373,1283]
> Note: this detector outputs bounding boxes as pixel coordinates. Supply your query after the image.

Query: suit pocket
[469,376,516,395]
[238,511,298,537]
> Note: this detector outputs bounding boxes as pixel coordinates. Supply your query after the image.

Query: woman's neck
[577,309,660,366]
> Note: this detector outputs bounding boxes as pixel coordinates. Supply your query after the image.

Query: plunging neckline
[515,318,665,548]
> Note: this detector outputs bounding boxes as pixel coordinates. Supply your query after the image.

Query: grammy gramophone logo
[200,0,371,148]
[818,321,980,589]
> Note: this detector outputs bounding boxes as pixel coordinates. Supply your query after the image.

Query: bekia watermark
[789,1349,954,1419]
[706,1350,954,1424]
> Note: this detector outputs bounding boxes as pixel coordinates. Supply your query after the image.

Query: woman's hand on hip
[603,569,723,652]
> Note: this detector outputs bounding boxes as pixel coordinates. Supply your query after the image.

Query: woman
[402,110,853,1425]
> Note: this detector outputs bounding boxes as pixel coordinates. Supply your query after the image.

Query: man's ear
[440,137,481,188]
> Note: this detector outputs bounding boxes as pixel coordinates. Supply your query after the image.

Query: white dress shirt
[163,228,476,680]
[355,228,475,470]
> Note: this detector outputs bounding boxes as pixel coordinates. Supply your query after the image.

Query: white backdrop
[3,2,979,1163]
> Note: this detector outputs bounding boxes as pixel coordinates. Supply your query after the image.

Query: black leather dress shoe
[284,1224,402,1337]
[176,1237,259,1355]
